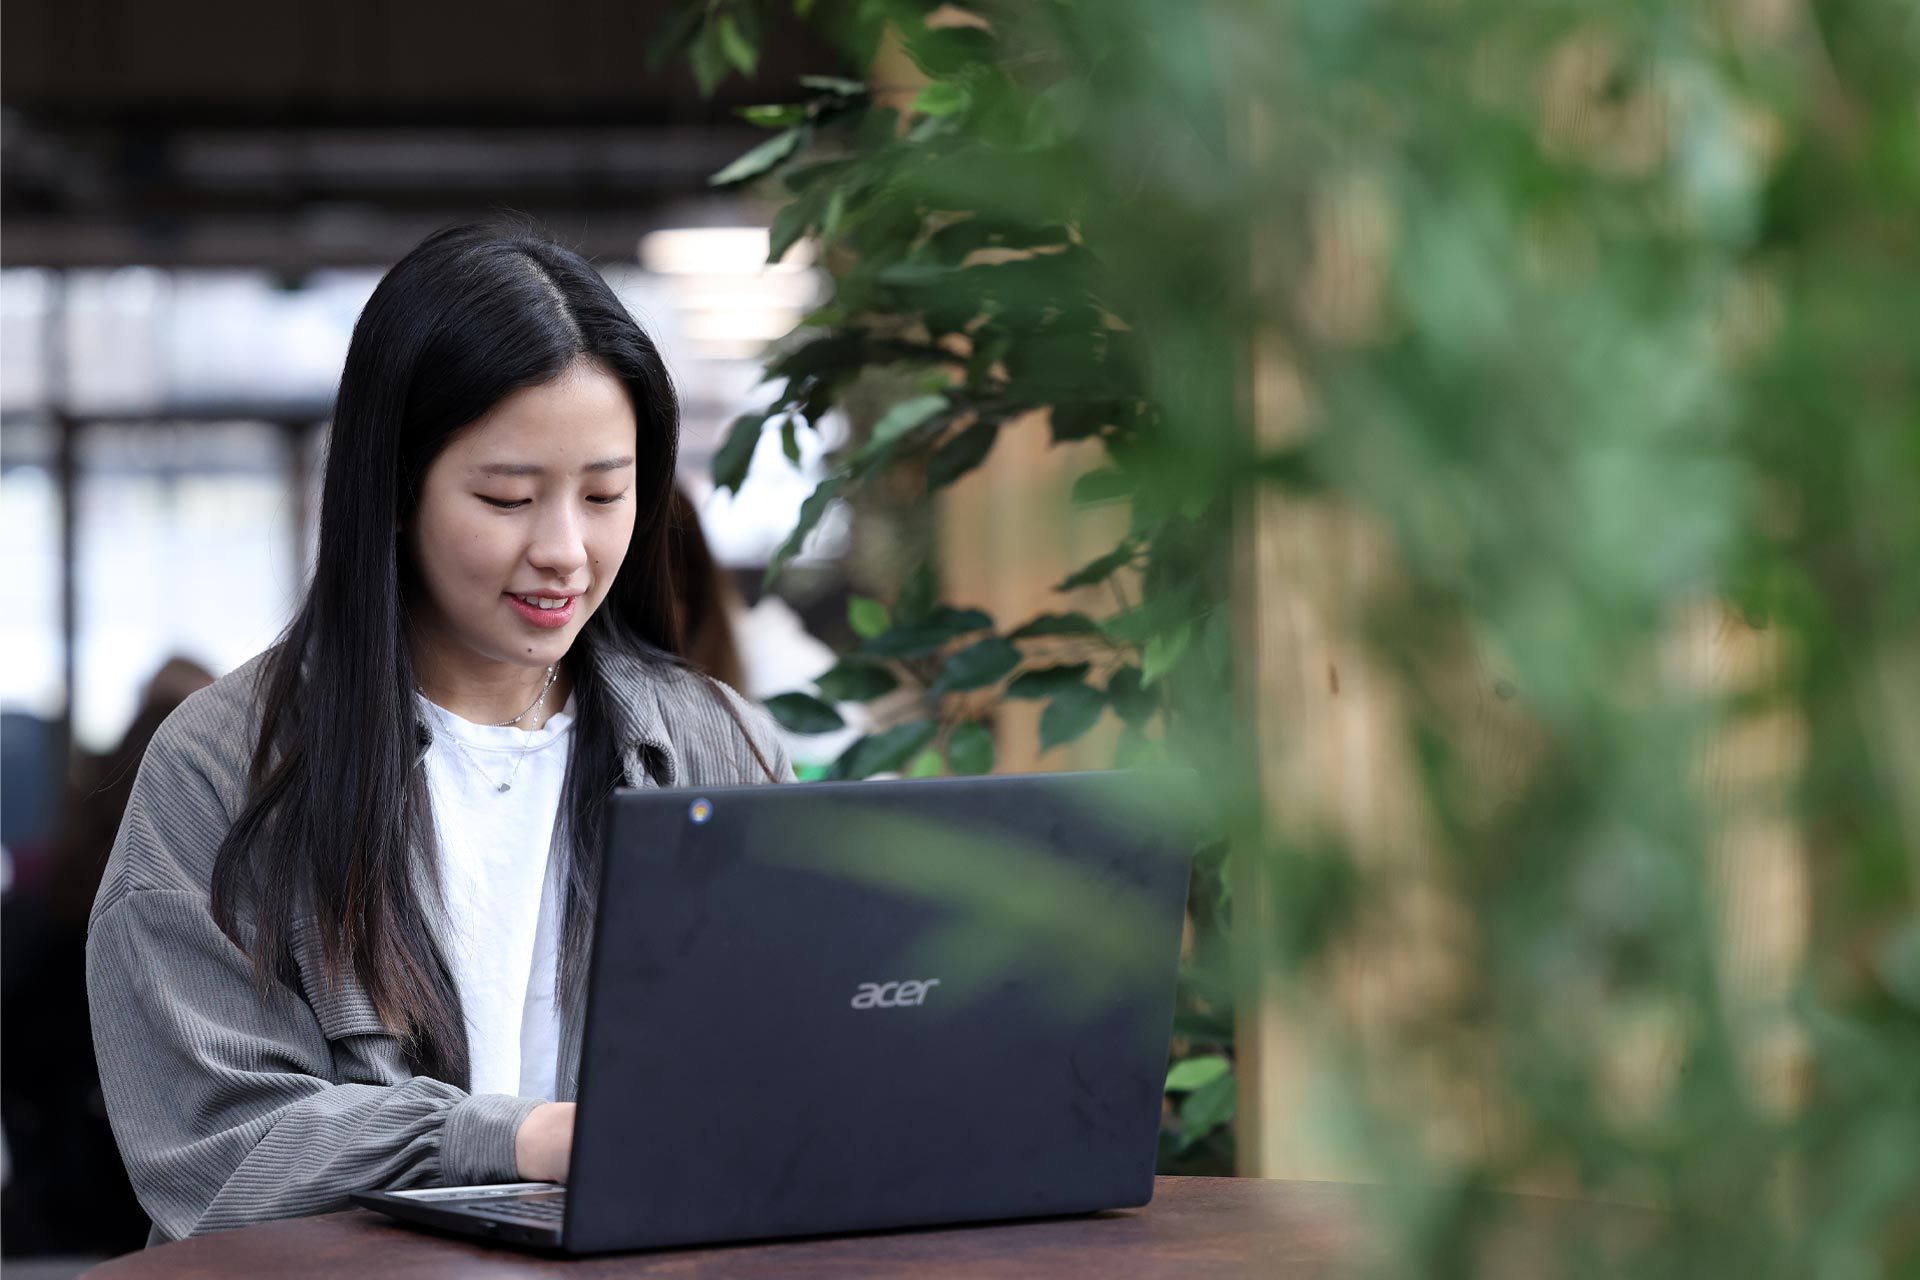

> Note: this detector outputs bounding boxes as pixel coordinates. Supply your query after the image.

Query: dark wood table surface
[83,1176,1645,1278]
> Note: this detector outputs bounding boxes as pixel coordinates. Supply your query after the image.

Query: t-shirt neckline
[417,690,577,752]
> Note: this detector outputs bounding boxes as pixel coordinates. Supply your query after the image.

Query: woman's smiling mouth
[506,592,578,628]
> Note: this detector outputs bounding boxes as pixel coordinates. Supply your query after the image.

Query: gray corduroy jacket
[85,647,790,1244]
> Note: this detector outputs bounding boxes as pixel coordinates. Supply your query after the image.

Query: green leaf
[689,23,729,97]
[1010,612,1101,639]
[1177,1074,1237,1150]
[821,185,849,238]
[927,417,1001,489]
[763,473,845,586]
[1165,1055,1232,1094]
[1141,622,1192,688]
[904,24,994,76]
[782,156,854,196]
[946,722,996,776]
[780,418,801,464]
[1049,400,1119,442]
[1005,663,1090,700]
[848,595,890,639]
[1040,683,1106,752]
[1877,920,1920,1011]
[932,637,1022,693]
[905,749,944,779]
[737,102,808,128]
[1199,608,1232,679]
[766,331,872,384]
[896,563,939,625]
[814,658,898,703]
[1070,468,1131,507]
[768,196,815,266]
[863,606,994,658]
[712,413,765,494]
[1057,542,1137,591]
[1105,665,1159,726]
[856,393,949,463]
[645,2,705,69]
[1114,727,1164,770]
[763,692,845,735]
[716,13,758,77]
[876,259,956,288]
[1101,587,1202,647]
[830,720,937,780]
[799,74,869,98]
[967,327,1011,387]
[913,81,970,117]
[1171,1005,1236,1047]
[710,127,805,187]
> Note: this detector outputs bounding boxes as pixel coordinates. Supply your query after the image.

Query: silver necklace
[430,676,558,794]
[491,664,559,727]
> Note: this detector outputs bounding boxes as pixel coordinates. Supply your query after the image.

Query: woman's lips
[505,593,577,629]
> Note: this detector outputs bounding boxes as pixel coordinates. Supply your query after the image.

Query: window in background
[71,424,304,751]
[1,236,832,752]
[0,425,63,724]
[619,228,848,569]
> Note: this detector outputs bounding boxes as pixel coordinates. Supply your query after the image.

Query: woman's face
[407,359,640,679]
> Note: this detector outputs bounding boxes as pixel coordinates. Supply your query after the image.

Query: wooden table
[83,1176,1640,1278]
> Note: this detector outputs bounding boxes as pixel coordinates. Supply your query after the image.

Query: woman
[86,223,790,1245]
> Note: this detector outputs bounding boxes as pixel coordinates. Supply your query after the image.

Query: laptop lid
[563,770,1194,1254]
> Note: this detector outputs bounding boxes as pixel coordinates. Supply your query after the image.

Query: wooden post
[939,416,1126,773]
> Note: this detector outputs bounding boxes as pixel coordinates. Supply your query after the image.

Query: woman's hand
[514,1102,576,1183]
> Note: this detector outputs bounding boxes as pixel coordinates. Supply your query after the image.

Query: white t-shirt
[417,691,575,1101]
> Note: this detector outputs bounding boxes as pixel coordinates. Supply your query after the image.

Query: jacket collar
[410,645,677,788]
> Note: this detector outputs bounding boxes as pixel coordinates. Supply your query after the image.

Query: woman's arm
[87,886,544,1240]
[84,691,544,1241]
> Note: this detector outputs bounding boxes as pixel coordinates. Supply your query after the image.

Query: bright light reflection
[639,226,813,276]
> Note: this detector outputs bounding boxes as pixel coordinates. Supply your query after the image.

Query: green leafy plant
[662,0,1242,1177]
[665,1,1920,1273]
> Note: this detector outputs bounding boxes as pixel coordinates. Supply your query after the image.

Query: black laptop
[353,770,1194,1254]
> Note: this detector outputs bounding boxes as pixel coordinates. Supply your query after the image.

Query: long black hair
[210,221,759,1082]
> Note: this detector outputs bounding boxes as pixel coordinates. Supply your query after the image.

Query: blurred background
[6,0,1919,1275]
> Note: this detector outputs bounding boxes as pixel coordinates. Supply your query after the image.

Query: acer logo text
[850,979,941,1009]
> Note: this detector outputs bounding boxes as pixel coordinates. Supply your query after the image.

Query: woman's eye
[587,492,628,506]
[479,496,529,509]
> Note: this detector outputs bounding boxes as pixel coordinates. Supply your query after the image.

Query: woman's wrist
[513,1101,576,1183]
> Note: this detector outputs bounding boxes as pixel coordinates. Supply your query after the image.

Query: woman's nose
[527,506,588,581]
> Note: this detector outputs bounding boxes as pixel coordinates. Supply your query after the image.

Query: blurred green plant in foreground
[665,0,1920,1273]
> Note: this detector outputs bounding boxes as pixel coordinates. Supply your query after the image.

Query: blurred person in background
[666,482,748,692]
[666,481,855,774]
[2,657,215,1259]
[83,222,790,1246]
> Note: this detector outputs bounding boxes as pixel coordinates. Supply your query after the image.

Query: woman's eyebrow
[474,456,635,477]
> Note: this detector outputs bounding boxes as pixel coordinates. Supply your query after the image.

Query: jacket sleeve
[85,714,542,1241]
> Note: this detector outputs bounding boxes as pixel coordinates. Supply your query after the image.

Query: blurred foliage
[665,0,1920,1272]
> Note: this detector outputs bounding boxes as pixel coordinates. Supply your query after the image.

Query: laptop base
[353,1184,565,1250]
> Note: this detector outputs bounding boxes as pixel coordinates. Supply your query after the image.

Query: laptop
[354,770,1194,1254]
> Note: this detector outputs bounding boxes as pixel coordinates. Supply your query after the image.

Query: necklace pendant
[496,782,511,793]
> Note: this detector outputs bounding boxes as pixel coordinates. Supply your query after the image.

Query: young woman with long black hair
[85,223,789,1243]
